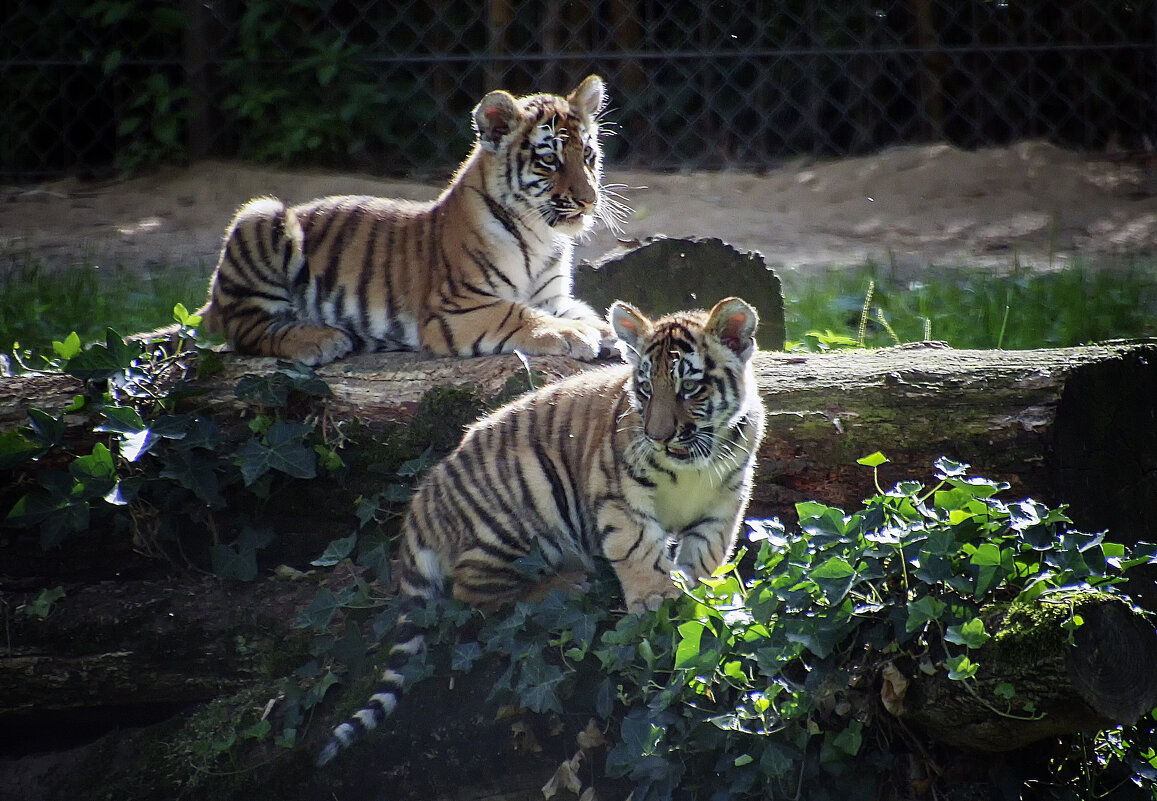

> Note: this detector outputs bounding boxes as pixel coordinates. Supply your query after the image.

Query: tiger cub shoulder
[199,75,624,366]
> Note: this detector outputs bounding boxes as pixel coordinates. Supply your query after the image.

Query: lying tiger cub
[197,75,623,365]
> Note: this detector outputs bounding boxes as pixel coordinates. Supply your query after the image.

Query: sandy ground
[3,141,1157,288]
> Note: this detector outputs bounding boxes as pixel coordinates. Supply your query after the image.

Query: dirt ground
[3,140,1157,285]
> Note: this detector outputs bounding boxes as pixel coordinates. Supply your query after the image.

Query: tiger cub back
[317,296,766,765]
[201,75,622,366]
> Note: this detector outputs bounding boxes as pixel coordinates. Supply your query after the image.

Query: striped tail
[315,607,427,766]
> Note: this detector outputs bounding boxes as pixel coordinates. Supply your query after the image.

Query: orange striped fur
[317,297,766,765]
[200,75,624,365]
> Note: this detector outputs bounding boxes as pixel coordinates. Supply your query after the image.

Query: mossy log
[4,339,1154,542]
[885,592,1157,751]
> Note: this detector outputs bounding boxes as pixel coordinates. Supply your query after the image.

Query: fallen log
[4,339,1155,542]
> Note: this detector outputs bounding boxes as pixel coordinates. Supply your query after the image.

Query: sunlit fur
[198,75,626,366]
[316,297,765,766]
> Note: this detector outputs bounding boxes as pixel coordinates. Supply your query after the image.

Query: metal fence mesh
[3,1,1154,182]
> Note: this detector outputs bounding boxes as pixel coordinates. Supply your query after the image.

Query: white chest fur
[648,467,728,533]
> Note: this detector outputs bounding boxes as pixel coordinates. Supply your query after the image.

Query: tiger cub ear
[609,301,653,363]
[706,297,759,359]
[568,74,606,119]
[473,90,521,151]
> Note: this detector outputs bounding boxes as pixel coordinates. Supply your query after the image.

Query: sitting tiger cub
[199,75,620,365]
[316,296,767,765]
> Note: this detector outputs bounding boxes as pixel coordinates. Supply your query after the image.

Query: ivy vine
[300,455,1157,800]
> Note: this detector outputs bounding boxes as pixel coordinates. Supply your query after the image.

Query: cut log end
[1068,601,1157,724]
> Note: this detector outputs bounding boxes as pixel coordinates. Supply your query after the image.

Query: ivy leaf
[296,588,342,630]
[856,451,888,468]
[97,406,158,462]
[356,543,391,583]
[329,621,368,675]
[210,542,258,581]
[275,361,331,397]
[264,419,317,479]
[905,595,947,633]
[594,676,614,720]
[515,657,567,714]
[675,620,706,670]
[96,405,147,434]
[235,374,290,407]
[234,436,284,485]
[933,457,969,478]
[615,709,664,760]
[159,448,224,508]
[782,618,846,659]
[64,329,141,380]
[451,641,483,672]
[303,670,342,709]
[829,720,863,756]
[946,654,980,680]
[397,445,438,478]
[995,682,1017,700]
[945,618,991,649]
[809,556,857,604]
[27,408,66,448]
[68,443,117,503]
[51,332,82,360]
[172,302,202,328]
[22,585,66,619]
[311,532,358,567]
[0,428,49,469]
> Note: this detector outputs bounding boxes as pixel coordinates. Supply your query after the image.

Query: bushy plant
[303,455,1157,800]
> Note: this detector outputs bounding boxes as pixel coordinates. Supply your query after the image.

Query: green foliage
[302,457,1157,800]
[217,0,415,166]
[80,0,191,172]
[1,313,345,568]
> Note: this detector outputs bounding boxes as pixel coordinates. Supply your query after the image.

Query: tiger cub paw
[531,318,607,361]
[623,579,681,615]
[275,326,355,366]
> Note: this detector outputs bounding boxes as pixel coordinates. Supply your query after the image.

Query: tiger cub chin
[316,296,766,766]
[198,75,622,366]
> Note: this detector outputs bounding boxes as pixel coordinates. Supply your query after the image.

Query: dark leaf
[210,542,257,581]
[159,448,224,508]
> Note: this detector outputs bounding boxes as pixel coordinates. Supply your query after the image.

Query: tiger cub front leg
[672,517,741,587]
[597,501,681,614]
[422,301,606,360]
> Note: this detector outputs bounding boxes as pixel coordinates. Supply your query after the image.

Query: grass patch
[1,253,209,355]
[783,258,1157,350]
[2,250,1155,357]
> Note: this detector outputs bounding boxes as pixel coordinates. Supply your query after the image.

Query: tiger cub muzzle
[640,387,701,460]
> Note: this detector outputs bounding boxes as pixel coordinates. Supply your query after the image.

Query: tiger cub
[200,75,621,366]
[316,296,766,765]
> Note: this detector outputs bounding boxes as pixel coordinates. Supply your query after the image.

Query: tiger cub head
[472,74,610,236]
[610,297,761,465]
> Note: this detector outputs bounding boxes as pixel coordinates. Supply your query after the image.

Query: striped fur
[316,297,766,765]
[200,75,623,366]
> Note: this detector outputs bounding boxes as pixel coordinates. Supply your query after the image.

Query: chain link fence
[3,1,1154,182]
